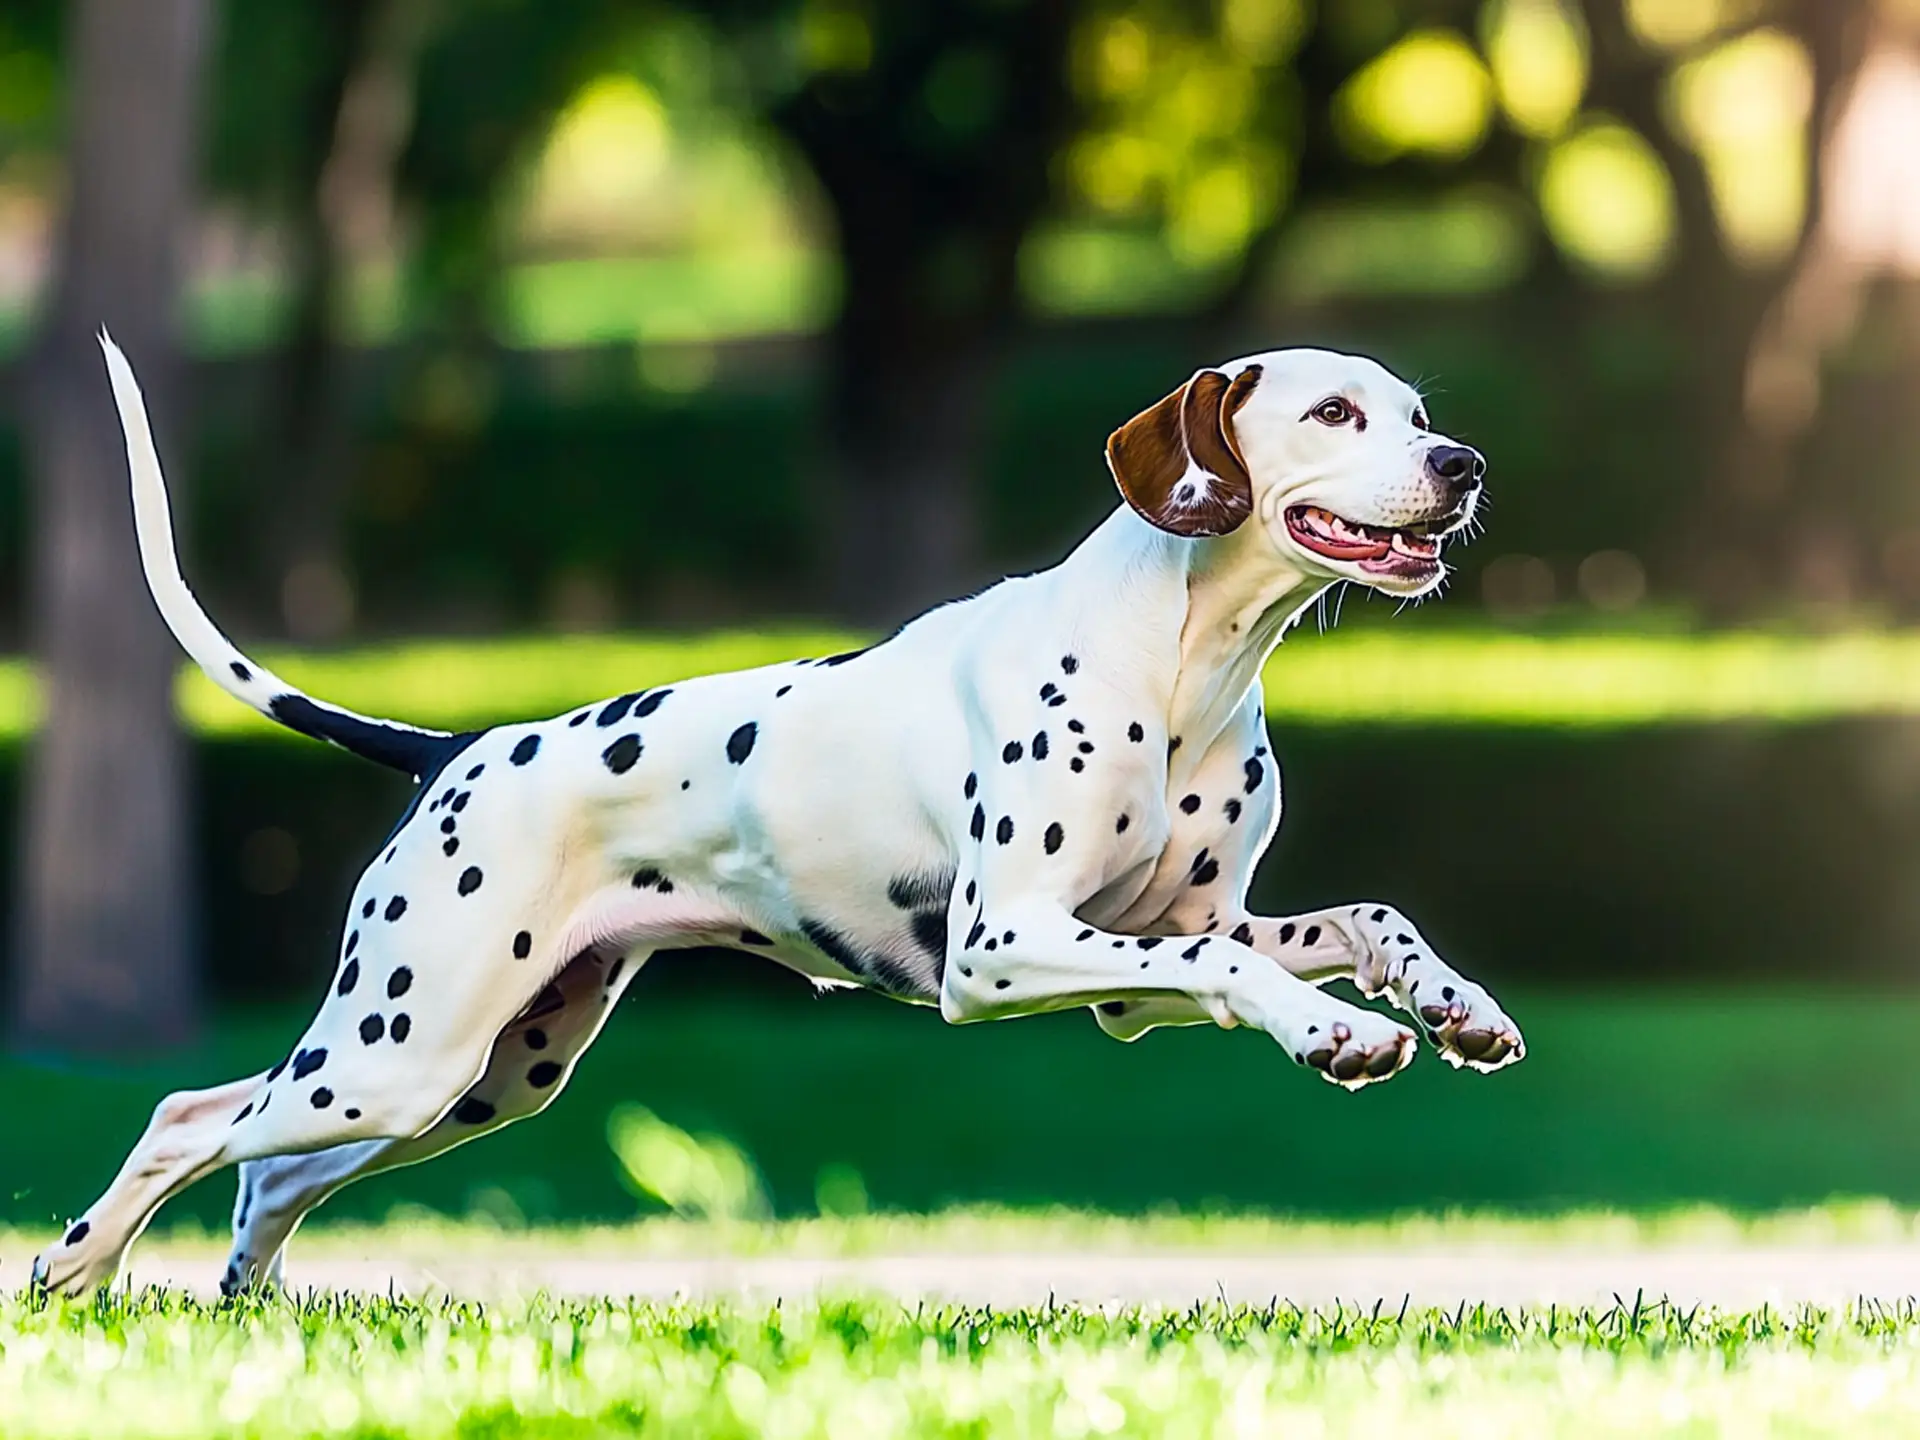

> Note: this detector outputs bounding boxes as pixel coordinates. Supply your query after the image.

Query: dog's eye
[1412,409,1430,431]
[1308,397,1355,427]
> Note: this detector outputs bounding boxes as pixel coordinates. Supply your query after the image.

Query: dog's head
[1105,349,1482,598]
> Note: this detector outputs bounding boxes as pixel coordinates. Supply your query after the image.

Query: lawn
[11,625,1920,739]
[13,988,1920,1237]
[6,1287,1919,1438]
[14,991,1920,1438]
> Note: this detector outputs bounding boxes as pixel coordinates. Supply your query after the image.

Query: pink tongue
[1306,515,1389,559]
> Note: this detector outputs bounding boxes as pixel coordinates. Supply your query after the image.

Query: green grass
[8,625,1920,740]
[14,989,1920,1236]
[6,1289,1920,1438]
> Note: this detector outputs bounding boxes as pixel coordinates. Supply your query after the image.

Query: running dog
[33,336,1523,1295]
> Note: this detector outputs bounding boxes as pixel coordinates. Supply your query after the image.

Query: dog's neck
[1066,508,1329,767]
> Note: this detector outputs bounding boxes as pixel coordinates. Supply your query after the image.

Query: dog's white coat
[34,338,1521,1295]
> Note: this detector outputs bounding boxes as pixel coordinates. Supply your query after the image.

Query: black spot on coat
[292,1048,327,1080]
[1044,822,1064,855]
[458,866,484,896]
[385,895,407,922]
[390,1013,411,1042]
[513,930,532,959]
[359,1014,385,1044]
[310,1087,333,1109]
[387,966,413,999]
[527,1061,563,1089]
[453,1097,495,1125]
[337,959,359,997]
[603,734,642,773]
[727,722,759,764]
[597,693,642,726]
[510,735,541,765]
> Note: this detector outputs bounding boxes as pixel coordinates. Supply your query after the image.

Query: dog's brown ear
[1105,365,1262,537]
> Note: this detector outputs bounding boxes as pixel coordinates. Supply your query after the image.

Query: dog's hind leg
[29,1073,271,1295]
[36,864,734,1297]
[222,945,650,1294]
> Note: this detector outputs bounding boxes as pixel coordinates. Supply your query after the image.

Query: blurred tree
[1572,0,1863,615]
[698,0,1078,619]
[11,0,211,1053]
[260,0,435,644]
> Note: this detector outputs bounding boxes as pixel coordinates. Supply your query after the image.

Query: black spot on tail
[453,1096,495,1125]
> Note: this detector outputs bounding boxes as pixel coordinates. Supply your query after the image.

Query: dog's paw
[1285,1007,1416,1091]
[30,1230,120,1299]
[1411,977,1523,1072]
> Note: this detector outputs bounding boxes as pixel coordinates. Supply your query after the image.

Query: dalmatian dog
[32,335,1523,1297]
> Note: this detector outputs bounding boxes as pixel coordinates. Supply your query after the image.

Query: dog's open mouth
[1285,505,1445,577]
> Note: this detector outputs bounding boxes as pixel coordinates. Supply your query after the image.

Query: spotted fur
[34,339,1523,1300]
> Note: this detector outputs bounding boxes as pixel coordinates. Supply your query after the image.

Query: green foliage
[7,1285,1920,1436]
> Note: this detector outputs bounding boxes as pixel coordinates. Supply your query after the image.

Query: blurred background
[11,0,1920,1234]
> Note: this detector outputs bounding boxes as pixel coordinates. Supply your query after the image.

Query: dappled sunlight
[1483,0,1588,140]
[1624,0,1763,52]
[1538,119,1677,279]
[1335,29,1496,162]
[517,76,673,246]
[1670,29,1813,265]
[1,627,1917,740]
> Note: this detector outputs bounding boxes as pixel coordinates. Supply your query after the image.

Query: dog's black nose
[1425,444,1485,491]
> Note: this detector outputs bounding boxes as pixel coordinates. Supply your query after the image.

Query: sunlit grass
[7,1198,1918,1271]
[7,1285,1920,1438]
[6,625,1920,740]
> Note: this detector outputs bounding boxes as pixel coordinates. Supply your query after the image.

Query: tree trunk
[271,0,429,643]
[10,0,210,1054]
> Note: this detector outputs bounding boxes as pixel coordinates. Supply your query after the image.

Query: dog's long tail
[102,331,467,780]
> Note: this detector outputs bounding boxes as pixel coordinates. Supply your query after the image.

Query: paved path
[74,1244,1920,1309]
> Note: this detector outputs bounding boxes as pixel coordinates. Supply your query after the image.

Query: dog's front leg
[943,902,1417,1089]
[1229,905,1523,1071]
